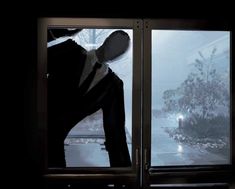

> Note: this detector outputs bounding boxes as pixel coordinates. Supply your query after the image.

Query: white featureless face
[96,31,130,63]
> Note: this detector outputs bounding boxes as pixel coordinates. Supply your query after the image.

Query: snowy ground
[151,114,229,166]
[64,109,132,167]
[64,110,229,167]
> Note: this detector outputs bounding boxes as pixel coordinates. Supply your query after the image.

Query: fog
[152,30,230,109]
[151,30,230,166]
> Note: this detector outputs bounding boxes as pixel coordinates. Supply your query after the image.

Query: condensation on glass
[151,30,230,166]
[47,28,133,167]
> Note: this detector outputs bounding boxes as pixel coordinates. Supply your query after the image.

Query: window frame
[142,19,233,187]
[37,18,234,188]
[37,18,142,186]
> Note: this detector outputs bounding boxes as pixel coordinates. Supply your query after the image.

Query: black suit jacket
[47,39,131,167]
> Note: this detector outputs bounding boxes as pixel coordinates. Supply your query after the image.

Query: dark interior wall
[22,2,234,189]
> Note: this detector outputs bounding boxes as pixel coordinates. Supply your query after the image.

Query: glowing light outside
[177,144,183,153]
[177,114,184,121]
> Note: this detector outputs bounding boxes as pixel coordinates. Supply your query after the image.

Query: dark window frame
[37,18,142,187]
[37,18,234,188]
[142,19,233,187]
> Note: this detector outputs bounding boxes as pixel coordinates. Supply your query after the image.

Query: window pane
[47,28,132,167]
[151,30,230,166]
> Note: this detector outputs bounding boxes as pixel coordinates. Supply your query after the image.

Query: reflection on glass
[151,30,230,166]
[47,29,132,167]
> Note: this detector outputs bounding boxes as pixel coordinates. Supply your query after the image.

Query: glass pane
[47,28,132,167]
[151,30,230,166]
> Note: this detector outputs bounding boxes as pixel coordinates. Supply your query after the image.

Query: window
[142,19,232,188]
[151,30,230,166]
[38,18,232,188]
[48,28,133,167]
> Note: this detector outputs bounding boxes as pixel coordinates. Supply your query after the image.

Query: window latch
[144,148,149,171]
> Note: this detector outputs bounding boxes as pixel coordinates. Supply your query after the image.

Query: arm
[48,28,82,42]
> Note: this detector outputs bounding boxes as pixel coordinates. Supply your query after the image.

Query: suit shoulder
[48,39,87,54]
[109,71,123,85]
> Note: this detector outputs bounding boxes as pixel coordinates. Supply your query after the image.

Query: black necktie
[79,62,101,95]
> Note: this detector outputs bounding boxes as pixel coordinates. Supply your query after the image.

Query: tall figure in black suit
[47,29,131,167]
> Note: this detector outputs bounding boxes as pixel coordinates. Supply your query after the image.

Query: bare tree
[163,47,229,119]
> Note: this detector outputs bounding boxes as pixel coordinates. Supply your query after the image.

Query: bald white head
[95,30,130,63]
